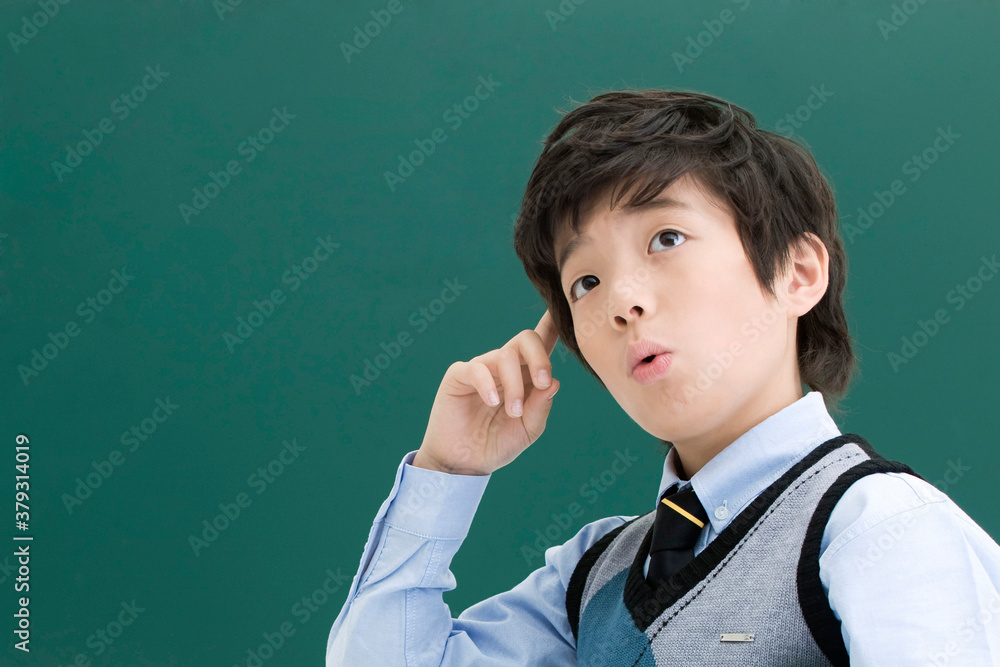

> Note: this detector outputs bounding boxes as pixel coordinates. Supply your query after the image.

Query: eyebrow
[557,195,693,272]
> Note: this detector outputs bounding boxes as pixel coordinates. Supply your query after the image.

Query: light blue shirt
[326,391,1000,665]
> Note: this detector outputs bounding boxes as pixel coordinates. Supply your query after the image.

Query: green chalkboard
[1,0,998,664]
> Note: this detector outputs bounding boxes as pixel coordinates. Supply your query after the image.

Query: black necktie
[646,482,709,588]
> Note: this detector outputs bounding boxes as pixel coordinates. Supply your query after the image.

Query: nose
[612,304,643,328]
[607,276,652,328]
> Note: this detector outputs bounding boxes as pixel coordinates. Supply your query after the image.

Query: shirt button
[715,505,729,520]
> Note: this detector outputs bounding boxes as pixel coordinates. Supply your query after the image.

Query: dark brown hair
[513,88,857,418]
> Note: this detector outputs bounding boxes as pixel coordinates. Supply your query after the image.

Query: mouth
[627,338,672,377]
[631,352,672,385]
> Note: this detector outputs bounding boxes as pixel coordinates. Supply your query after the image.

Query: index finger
[534,309,560,357]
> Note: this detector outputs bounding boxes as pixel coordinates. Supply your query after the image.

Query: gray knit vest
[565,434,921,666]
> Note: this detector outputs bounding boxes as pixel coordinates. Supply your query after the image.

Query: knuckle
[499,346,519,366]
[470,361,489,379]
[478,362,495,381]
[471,351,495,369]
[510,329,531,347]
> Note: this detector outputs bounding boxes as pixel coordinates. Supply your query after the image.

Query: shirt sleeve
[820,470,1000,666]
[326,449,633,666]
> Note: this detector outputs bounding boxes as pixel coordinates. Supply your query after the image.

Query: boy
[326,89,1000,665]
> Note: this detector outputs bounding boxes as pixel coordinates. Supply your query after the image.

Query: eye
[569,275,599,302]
[651,229,686,252]
[567,229,686,303]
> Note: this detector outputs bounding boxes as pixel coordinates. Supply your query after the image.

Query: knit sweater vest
[565,433,922,666]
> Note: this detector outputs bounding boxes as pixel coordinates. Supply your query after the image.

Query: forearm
[327,451,493,666]
[326,526,465,666]
[325,452,624,666]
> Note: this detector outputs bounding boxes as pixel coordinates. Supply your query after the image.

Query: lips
[627,338,672,376]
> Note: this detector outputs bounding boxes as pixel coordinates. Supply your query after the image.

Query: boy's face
[553,173,807,472]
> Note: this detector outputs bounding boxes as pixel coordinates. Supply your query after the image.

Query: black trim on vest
[797,454,923,666]
[620,433,870,633]
[566,516,642,643]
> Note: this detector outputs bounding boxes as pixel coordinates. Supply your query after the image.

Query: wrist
[412,450,487,476]
[413,449,452,473]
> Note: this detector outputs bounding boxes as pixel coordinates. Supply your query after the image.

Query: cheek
[681,280,762,356]
[673,279,733,339]
[572,310,618,376]
[569,303,607,353]
[716,290,786,363]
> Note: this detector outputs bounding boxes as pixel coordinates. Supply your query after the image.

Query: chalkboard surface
[1,1,998,664]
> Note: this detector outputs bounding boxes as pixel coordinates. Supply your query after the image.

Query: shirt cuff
[384,450,492,541]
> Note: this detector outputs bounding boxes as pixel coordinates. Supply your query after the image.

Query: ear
[781,232,829,317]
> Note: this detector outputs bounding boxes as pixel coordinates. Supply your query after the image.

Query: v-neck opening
[621,433,873,632]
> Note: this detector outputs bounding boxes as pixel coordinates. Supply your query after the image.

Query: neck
[673,384,805,478]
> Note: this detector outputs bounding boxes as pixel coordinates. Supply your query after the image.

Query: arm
[820,471,1000,665]
[326,449,631,666]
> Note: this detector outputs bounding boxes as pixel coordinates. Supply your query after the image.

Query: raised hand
[413,310,562,476]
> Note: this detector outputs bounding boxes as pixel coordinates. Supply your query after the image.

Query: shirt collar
[655,391,842,534]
